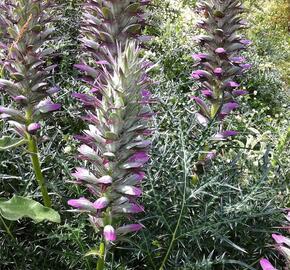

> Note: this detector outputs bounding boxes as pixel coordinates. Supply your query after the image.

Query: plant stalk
[0,215,15,241]
[96,241,106,270]
[27,136,52,208]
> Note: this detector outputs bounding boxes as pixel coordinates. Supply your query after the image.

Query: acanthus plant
[67,0,152,268]
[191,0,251,168]
[0,0,61,209]
[260,211,290,270]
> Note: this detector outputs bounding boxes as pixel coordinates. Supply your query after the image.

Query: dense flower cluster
[192,0,251,160]
[260,212,290,270]
[0,0,60,137]
[75,0,150,78]
[68,0,152,243]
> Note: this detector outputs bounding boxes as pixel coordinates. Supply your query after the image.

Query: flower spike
[192,0,251,166]
[69,42,152,245]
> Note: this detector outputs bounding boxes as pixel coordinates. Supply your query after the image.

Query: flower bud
[27,123,41,134]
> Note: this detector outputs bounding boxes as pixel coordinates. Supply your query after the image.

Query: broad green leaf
[0,195,60,223]
[0,136,26,151]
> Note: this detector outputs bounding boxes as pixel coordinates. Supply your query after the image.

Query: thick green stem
[96,241,106,270]
[27,136,52,208]
[25,107,52,208]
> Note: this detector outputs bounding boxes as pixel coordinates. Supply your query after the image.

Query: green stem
[96,241,106,270]
[27,136,52,208]
[0,215,15,241]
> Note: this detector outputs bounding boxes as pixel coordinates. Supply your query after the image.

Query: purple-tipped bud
[240,39,252,46]
[47,86,60,95]
[122,172,146,185]
[215,47,226,54]
[240,63,252,70]
[129,152,149,163]
[72,167,99,184]
[214,67,223,76]
[13,95,28,104]
[230,56,246,63]
[192,53,208,61]
[222,102,239,114]
[116,185,142,197]
[116,224,144,235]
[96,60,109,65]
[93,197,110,209]
[226,81,240,88]
[123,152,150,169]
[98,175,113,184]
[78,145,99,160]
[191,96,210,116]
[201,89,213,98]
[103,225,117,241]
[191,70,210,79]
[232,90,248,96]
[36,100,61,113]
[141,90,152,104]
[259,259,277,270]
[27,123,41,134]
[212,130,238,140]
[135,171,146,181]
[72,93,101,107]
[113,203,144,214]
[68,197,96,211]
[272,234,290,247]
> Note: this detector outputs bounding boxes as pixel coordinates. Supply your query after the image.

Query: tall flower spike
[192,0,251,164]
[0,1,60,207]
[69,3,152,267]
[69,42,152,245]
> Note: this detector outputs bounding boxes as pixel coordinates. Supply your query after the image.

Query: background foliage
[0,0,289,269]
